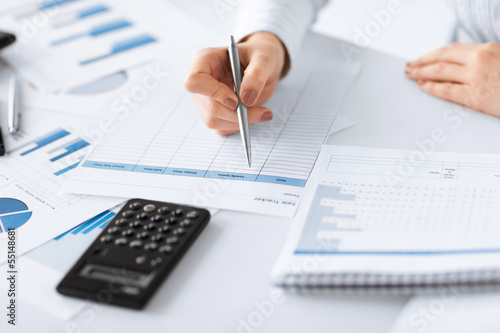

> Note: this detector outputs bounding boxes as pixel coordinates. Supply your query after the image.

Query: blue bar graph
[40,0,73,11]
[53,5,110,28]
[52,19,133,46]
[48,137,80,154]
[55,210,114,240]
[82,211,114,234]
[80,34,157,65]
[54,161,80,176]
[20,129,70,156]
[49,139,89,162]
[15,0,74,20]
[77,5,109,19]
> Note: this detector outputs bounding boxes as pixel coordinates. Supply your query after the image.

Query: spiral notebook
[271,145,500,293]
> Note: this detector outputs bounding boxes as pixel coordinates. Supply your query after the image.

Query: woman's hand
[184,32,288,135]
[405,43,500,117]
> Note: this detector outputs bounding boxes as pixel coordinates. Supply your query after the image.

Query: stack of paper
[271,145,500,291]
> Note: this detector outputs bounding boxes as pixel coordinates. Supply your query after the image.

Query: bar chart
[27,208,118,274]
[0,0,163,91]
[12,127,91,181]
[52,4,111,28]
[52,18,133,46]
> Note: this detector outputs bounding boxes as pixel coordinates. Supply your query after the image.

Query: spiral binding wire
[278,269,500,295]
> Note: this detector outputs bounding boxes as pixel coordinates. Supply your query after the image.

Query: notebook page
[271,145,500,285]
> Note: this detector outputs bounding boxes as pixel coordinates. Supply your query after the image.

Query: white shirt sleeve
[233,0,328,63]
[449,0,500,43]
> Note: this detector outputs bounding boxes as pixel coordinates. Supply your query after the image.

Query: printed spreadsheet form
[64,66,360,217]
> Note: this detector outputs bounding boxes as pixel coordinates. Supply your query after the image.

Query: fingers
[416,81,469,106]
[194,94,273,135]
[406,62,469,83]
[409,44,477,67]
[184,49,239,110]
[239,52,276,106]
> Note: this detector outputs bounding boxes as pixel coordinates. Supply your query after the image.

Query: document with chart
[271,145,500,289]
[63,67,359,217]
[0,206,120,320]
[0,0,213,91]
[0,109,122,264]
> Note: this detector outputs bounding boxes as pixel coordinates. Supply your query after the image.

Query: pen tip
[230,35,235,45]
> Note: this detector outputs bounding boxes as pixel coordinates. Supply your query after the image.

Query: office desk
[4,29,500,333]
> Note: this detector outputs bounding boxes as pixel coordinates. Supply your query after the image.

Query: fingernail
[224,98,238,110]
[417,80,426,86]
[241,89,257,106]
[261,111,273,121]
[405,64,412,74]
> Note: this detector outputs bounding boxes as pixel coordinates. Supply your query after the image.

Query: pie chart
[0,198,32,233]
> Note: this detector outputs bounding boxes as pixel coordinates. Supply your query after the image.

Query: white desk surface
[3,5,500,333]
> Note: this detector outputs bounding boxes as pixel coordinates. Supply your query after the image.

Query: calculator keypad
[98,200,204,258]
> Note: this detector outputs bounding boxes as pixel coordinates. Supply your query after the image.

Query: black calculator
[57,199,210,309]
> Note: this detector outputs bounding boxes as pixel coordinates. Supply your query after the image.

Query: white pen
[8,74,19,135]
[228,35,252,168]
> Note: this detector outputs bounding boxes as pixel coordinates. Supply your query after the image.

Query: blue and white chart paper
[63,67,359,217]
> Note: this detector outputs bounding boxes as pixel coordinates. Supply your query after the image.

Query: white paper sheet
[0,108,123,264]
[389,291,500,333]
[62,65,360,217]
[271,145,500,286]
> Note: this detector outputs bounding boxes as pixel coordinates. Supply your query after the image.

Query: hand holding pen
[184,32,287,136]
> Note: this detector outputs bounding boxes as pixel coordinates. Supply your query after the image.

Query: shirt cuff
[233,0,326,64]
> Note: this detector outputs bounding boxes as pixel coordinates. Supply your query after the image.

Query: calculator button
[144,223,156,231]
[129,221,142,229]
[159,245,173,254]
[186,211,198,219]
[136,212,149,220]
[151,257,163,267]
[129,202,142,210]
[135,255,146,265]
[136,231,149,239]
[157,206,170,214]
[173,228,184,236]
[114,218,128,226]
[151,215,163,223]
[172,208,184,217]
[115,238,128,246]
[100,235,113,243]
[179,219,192,228]
[167,217,179,225]
[143,204,156,212]
[151,234,164,242]
[122,229,135,237]
[144,242,158,251]
[157,226,170,234]
[122,210,135,218]
[108,227,120,235]
[129,240,143,249]
[166,236,178,244]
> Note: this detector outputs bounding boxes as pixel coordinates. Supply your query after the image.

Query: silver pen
[8,74,19,135]
[228,35,252,168]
